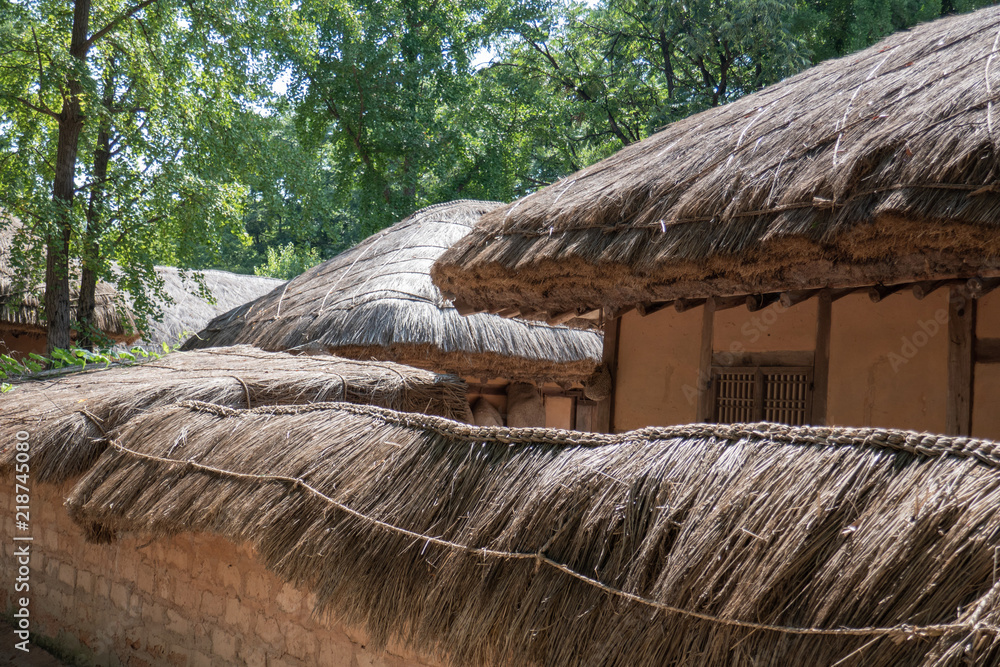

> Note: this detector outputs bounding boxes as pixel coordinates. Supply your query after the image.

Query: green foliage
[254,242,322,280]
[288,0,551,232]
[472,0,807,182]
[3,0,991,312]
[0,0,300,344]
[0,342,179,390]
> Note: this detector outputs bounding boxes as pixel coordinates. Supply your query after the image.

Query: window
[712,366,813,425]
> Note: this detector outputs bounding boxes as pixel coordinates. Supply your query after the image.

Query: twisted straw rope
[85,398,1000,643]
[101,436,998,642]
[178,399,1000,467]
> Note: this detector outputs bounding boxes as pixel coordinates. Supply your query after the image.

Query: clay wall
[613,308,700,432]
[610,289,998,439]
[0,481,433,667]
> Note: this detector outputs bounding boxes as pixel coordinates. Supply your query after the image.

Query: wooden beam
[868,284,907,303]
[545,308,584,325]
[496,307,520,318]
[746,293,780,312]
[779,289,820,308]
[712,350,814,368]
[708,295,747,311]
[946,287,975,436]
[605,305,636,321]
[675,298,706,313]
[696,299,716,422]
[912,280,951,300]
[467,383,586,398]
[967,277,1000,299]
[976,338,1000,364]
[640,262,1000,303]
[811,289,831,425]
[636,301,673,317]
[593,315,621,433]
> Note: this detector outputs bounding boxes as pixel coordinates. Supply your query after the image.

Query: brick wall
[0,481,435,667]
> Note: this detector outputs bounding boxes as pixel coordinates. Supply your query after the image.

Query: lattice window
[712,366,813,425]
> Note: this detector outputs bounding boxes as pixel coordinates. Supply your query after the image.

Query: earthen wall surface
[0,481,435,667]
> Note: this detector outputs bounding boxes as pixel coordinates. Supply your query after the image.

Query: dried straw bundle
[183,201,602,383]
[434,6,1000,317]
[0,346,469,482]
[68,401,1000,666]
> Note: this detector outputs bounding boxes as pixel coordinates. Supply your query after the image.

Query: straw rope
[103,433,1000,642]
[175,400,1000,467]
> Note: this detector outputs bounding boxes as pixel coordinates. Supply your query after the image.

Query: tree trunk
[45,0,91,354]
[78,120,111,349]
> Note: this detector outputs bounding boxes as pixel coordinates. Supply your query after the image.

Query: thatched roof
[0,345,470,482]
[143,266,283,346]
[183,201,602,382]
[66,402,1000,665]
[0,216,135,339]
[433,6,1000,319]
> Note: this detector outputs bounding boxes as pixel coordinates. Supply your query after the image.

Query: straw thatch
[0,216,135,340]
[433,6,1000,318]
[67,400,1000,666]
[183,201,602,383]
[0,345,470,483]
[143,266,283,346]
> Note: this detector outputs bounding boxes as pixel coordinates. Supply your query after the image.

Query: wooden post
[696,299,716,422]
[811,289,831,425]
[574,401,595,431]
[946,287,975,436]
[594,313,621,433]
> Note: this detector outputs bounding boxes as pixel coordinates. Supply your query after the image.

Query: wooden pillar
[696,299,716,422]
[574,401,595,431]
[811,289,831,425]
[594,313,621,433]
[946,287,975,436]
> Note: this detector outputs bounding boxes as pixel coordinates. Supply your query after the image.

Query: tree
[799,0,996,61]
[0,0,292,350]
[287,0,549,233]
[477,0,807,183]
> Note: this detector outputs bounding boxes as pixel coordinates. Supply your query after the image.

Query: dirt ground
[0,618,70,666]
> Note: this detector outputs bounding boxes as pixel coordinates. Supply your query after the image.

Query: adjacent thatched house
[0,216,137,355]
[8,400,996,665]
[143,266,283,347]
[0,345,471,481]
[0,212,280,354]
[184,201,604,428]
[0,346,474,665]
[434,7,1000,438]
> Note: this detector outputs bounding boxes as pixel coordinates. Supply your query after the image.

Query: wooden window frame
[711,363,814,425]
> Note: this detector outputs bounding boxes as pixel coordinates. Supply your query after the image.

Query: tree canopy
[1,0,992,350]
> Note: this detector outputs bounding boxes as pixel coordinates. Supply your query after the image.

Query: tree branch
[7,95,58,119]
[520,174,552,187]
[31,26,46,87]
[85,0,161,50]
